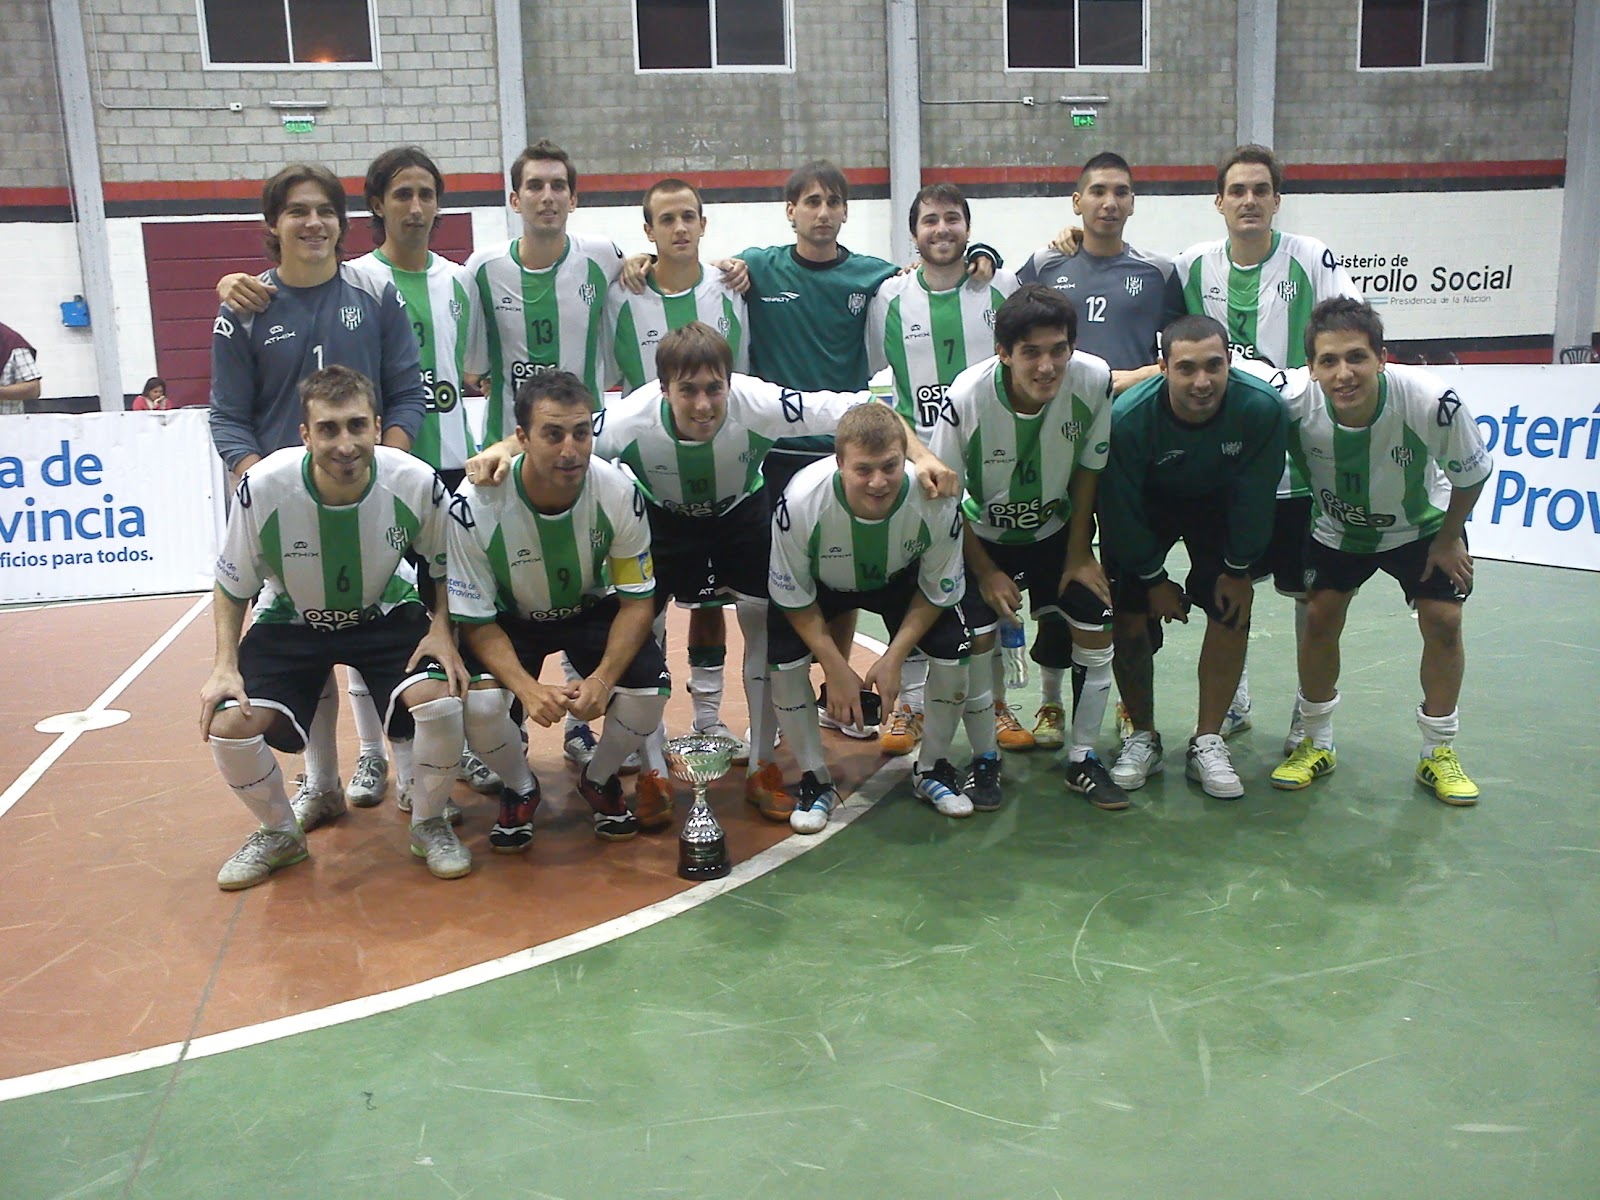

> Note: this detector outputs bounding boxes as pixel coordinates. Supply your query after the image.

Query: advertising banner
[0,409,226,604]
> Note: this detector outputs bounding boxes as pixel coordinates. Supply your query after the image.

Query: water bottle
[1000,619,1029,690]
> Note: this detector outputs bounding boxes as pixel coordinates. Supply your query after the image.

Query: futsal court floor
[0,557,1595,1199]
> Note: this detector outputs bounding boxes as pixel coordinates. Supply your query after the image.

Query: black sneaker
[489,778,541,853]
[1064,752,1131,811]
[964,751,1003,812]
[577,770,639,842]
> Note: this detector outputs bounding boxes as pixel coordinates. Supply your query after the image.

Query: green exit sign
[1072,108,1097,128]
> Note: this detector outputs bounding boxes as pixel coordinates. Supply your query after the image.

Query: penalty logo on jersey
[1125,276,1144,297]
[340,305,363,331]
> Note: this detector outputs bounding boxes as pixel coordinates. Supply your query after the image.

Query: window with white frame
[635,0,791,71]
[1359,0,1492,68]
[199,0,377,68]
[1006,0,1146,70]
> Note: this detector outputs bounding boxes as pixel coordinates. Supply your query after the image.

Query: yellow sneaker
[1416,746,1479,806]
[995,701,1036,752]
[1271,739,1336,790]
[633,769,677,831]
[878,705,922,756]
[1031,703,1065,750]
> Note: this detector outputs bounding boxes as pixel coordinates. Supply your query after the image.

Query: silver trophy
[664,733,739,880]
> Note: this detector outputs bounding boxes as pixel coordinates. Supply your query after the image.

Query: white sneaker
[744,724,782,749]
[912,760,975,818]
[217,827,307,891]
[1109,731,1164,790]
[563,724,597,766]
[290,776,347,833]
[818,706,877,739]
[1219,702,1252,741]
[1282,696,1307,758]
[694,720,750,765]
[1186,733,1244,799]
[789,772,840,834]
[409,815,473,879]
[457,749,501,795]
[347,753,388,807]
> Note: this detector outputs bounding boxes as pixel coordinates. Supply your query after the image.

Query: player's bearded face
[380,165,439,247]
[1310,329,1384,422]
[521,402,593,489]
[301,397,378,487]
[838,446,905,519]
[914,203,968,266]
[1162,336,1231,423]
[664,369,728,442]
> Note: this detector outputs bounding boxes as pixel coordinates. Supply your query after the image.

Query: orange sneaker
[878,705,922,756]
[633,769,676,832]
[744,761,796,821]
[995,701,1036,752]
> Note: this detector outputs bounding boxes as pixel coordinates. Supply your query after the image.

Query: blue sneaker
[563,723,597,766]
[911,759,974,817]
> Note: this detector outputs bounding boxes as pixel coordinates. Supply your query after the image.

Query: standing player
[928,285,1121,810]
[449,372,670,848]
[604,179,750,758]
[1099,315,1287,800]
[767,405,977,831]
[1268,299,1490,804]
[866,182,1018,760]
[209,162,427,831]
[200,366,470,889]
[1174,144,1362,747]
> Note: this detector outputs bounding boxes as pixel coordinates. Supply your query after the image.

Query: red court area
[0,595,886,1083]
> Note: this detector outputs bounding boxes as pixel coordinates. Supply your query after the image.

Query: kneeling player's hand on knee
[519,681,571,728]
[199,667,250,740]
[1421,535,1473,593]
[409,633,469,699]
[1059,555,1112,609]
[564,675,613,723]
[980,569,1023,625]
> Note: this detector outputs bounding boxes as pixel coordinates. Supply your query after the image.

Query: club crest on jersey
[847,292,868,316]
[590,526,607,549]
[902,536,930,557]
[1220,441,1243,457]
[716,315,731,336]
[449,298,463,320]
[1390,445,1416,468]
[579,283,598,306]
[1276,280,1299,302]
[1125,276,1144,297]
[340,305,363,331]
[385,525,408,551]
[983,309,997,328]
[1060,419,1085,440]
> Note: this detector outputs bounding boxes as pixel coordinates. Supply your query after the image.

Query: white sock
[347,667,386,758]
[1417,706,1458,757]
[770,663,830,782]
[588,690,667,783]
[463,688,536,794]
[736,598,777,768]
[560,654,582,734]
[211,734,296,833]
[1068,643,1113,763]
[1298,691,1338,750]
[390,738,416,798]
[1232,660,1251,713]
[1041,666,1064,708]
[407,696,464,824]
[688,661,725,730]
[644,719,670,776]
[302,673,340,791]
[915,659,967,773]
[900,654,928,715]
[964,648,998,757]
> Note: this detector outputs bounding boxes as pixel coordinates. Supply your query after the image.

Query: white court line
[0,629,909,1103]
[0,592,213,823]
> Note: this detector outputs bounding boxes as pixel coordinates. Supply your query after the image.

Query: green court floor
[4,559,1597,1199]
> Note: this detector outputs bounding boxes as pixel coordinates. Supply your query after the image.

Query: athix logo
[1125,276,1144,297]
[1052,279,1076,291]
[340,305,363,331]
[1390,445,1416,467]
[1221,441,1243,457]
[263,324,295,346]
[759,292,801,304]
[1156,450,1186,466]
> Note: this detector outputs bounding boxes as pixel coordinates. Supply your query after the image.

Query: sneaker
[347,753,388,808]
[1110,731,1164,791]
[1186,734,1244,799]
[620,749,642,776]
[878,705,923,756]
[818,705,877,739]
[1416,746,1479,806]
[745,724,783,750]
[577,770,640,841]
[964,752,1003,812]
[1271,739,1336,790]
[489,780,541,853]
[995,702,1036,752]
[217,827,307,891]
[695,720,751,766]
[911,759,974,818]
[633,769,677,832]
[290,776,347,833]
[563,723,597,767]
[789,771,840,835]
[457,749,502,795]
[396,786,463,827]
[745,761,797,821]
[1219,702,1253,741]
[409,816,473,879]
[1030,703,1065,750]
[1064,753,1131,811]
[1282,696,1307,758]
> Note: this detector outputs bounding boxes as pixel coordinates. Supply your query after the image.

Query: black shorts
[235,604,436,753]
[1105,491,1240,624]
[1305,532,1471,605]
[460,597,671,696]
[767,568,971,668]
[761,446,831,500]
[959,527,1114,635]
[1260,495,1314,597]
[648,492,770,610]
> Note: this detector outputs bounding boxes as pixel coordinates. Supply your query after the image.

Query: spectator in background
[133,377,169,410]
[0,321,42,410]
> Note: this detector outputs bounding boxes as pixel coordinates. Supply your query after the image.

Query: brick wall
[0,0,67,190]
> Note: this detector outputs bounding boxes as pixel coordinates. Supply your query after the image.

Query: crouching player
[1269,298,1492,804]
[448,372,671,849]
[200,366,471,889]
[767,404,978,832]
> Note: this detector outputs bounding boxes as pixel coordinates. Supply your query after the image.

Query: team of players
[201,142,1492,891]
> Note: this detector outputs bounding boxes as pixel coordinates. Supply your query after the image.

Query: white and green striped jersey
[1176,231,1361,370]
[603,266,749,396]
[926,352,1113,545]
[346,249,477,469]
[447,455,655,624]
[463,233,625,444]
[1281,363,1493,554]
[1230,356,1316,500]
[865,268,1020,430]
[215,446,448,629]
[595,374,871,517]
[769,458,965,610]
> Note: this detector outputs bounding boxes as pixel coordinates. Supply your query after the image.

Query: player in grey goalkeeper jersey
[1265,300,1490,806]
[768,405,978,832]
[201,367,470,890]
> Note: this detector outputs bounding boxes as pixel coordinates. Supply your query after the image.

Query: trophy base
[678,835,731,881]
